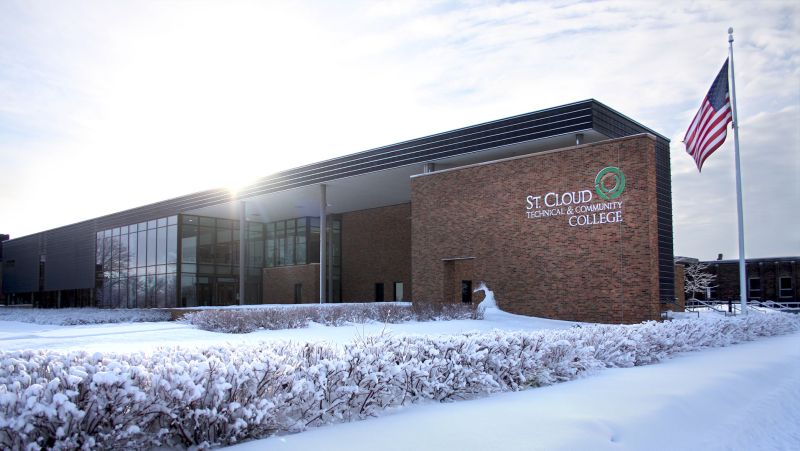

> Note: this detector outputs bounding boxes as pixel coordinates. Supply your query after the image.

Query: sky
[0,0,798,260]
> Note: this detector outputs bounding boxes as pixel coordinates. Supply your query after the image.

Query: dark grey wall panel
[43,224,95,291]
[2,235,41,293]
[654,139,676,302]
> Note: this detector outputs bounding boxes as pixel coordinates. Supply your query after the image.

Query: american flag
[684,59,733,172]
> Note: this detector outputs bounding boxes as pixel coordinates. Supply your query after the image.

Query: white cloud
[0,0,798,259]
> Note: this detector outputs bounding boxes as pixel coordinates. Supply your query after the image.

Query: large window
[779,277,793,298]
[95,215,178,308]
[179,215,263,307]
[267,217,308,267]
[263,216,341,301]
[97,213,344,308]
[748,277,761,299]
[264,216,340,269]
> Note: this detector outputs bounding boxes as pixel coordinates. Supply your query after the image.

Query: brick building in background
[681,256,799,303]
[2,100,675,324]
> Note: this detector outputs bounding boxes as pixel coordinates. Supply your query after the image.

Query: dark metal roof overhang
[11,99,669,235]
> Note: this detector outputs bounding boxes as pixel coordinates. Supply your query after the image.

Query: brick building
[412,135,668,323]
[685,256,799,303]
[2,100,675,323]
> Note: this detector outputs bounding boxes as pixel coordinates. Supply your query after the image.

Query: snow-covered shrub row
[1,313,798,449]
[0,307,172,325]
[183,302,475,333]
[413,301,485,321]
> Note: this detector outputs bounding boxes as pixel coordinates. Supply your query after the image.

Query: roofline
[7,99,668,241]
[411,132,657,179]
[589,99,669,141]
[700,256,800,264]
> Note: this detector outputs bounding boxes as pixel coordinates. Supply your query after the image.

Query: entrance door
[197,277,212,306]
[442,258,475,303]
[216,277,237,306]
[375,283,385,302]
[461,280,472,303]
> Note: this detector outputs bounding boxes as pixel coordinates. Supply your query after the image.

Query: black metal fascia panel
[589,101,669,141]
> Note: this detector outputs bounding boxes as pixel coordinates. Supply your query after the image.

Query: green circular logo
[594,167,626,200]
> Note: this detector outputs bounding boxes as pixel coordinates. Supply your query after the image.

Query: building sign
[525,167,626,227]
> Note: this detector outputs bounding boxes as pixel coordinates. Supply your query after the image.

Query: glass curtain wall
[179,215,263,307]
[95,213,341,308]
[95,216,178,308]
[266,218,309,267]
[265,216,341,302]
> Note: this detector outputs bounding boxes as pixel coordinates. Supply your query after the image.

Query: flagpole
[728,27,747,315]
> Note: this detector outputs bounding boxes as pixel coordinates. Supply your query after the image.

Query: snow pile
[1,313,798,449]
[473,281,497,317]
[184,303,475,333]
[0,307,172,325]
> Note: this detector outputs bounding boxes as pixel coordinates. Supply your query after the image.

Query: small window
[375,283,384,302]
[393,282,404,302]
[748,277,762,299]
[779,277,793,298]
[461,280,472,303]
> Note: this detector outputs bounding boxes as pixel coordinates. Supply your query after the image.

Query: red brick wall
[341,204,412,301]
[411,135,662,324]
[705,259,799,301]
[671,263,686,312]
[263,264,319,304]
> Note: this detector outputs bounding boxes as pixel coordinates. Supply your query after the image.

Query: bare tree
[684,262,717,301]
[96,235,132,307]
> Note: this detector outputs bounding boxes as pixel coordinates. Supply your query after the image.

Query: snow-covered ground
[0,308,576,353]
[225,330,800,451]
[2,308,798,450]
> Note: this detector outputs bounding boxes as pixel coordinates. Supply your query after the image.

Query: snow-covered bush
[1,313,798,449]
[410,302,479,322]
[183,302,474,333]
[0,307,172,325]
